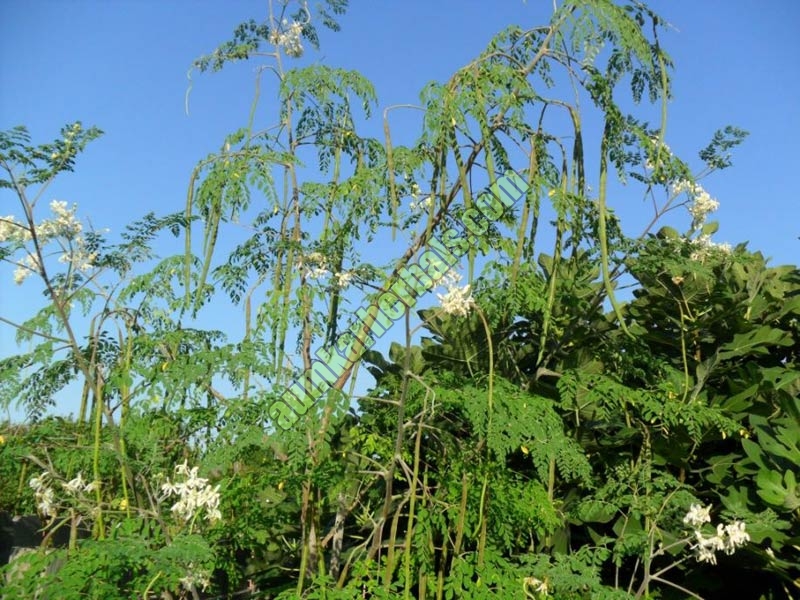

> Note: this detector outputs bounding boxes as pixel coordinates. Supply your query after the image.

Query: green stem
[91,381,105,539]
[402,397,425,600]
[598,122,632,338]
[476,308,494,567]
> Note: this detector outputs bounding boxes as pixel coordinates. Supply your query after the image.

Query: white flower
[305,252,326,265]
[6,200,97,285]
[62,472,87,495]
[437,269,462,289]
[306,266,329,280]
[671,179,694,196]
[334,271,354,288]
[436,271,476,317]
[29,472,57,518]
[24,252,40,270]
[36,487,56,518]
[160,461,222,524]
[297,252,330,280]
[684,235,732,263]
[13,265,29,285]
[29,474,47,492]
[683,503,712,528]
[437,285,476,317]
[692,526,726,565]
[61,472,96,495]
[410,195,433,212]
[180,564,211,592]
[524,576,549,594]
[694,539,719,564]
[723,521,750,554]
[269,20,304,57]
[0,215,20,243]
[688,189,719,220]
[50,200,69,217]
[672,180,720,226]
[684,503,749,565]
[13,253,44,285]
[174,460,192,477]
[38,200,83,240]
[77,251,97,271]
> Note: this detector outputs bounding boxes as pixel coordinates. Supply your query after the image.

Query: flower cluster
[296,251,354,288]
[436,269,476,317]
[663,178,731,262]
[40,200,83,239]
[28,471,100,519]
[306,266,329,280]
[268,19,304,57]
[13,253,41,285]
[160,461,222,524]
[0,215,31,244]
[683,503,750,565]
[4,200,97,285]
[29,472,56,518]
[179,564,212,593]
[334,271,355,288]
[684,234,732,263]
[408,182,434,211]
[409,196,433,212]
[523,576,549,597]
[61,472,98,496]
[293,251,327,281]
[297,251,328,279]
[672,179,720,228]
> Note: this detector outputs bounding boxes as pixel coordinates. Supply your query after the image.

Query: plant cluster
[1,1,798,598]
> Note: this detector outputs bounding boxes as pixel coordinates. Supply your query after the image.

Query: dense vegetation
[1,1,798,598]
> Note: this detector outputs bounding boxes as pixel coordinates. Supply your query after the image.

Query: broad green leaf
[756,469,787,506]
[718,326,792,360]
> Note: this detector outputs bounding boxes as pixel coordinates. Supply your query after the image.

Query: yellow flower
[0,434,5,445]
[521,445,530,456]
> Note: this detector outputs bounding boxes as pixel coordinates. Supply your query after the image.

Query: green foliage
[0,122,103,188]
[1,1,797,599]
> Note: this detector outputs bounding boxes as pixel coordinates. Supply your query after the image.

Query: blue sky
[1,1,798,419]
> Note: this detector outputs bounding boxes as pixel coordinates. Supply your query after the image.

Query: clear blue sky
[1,1,798,418]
